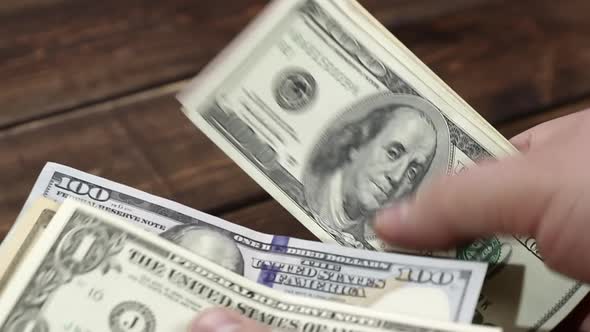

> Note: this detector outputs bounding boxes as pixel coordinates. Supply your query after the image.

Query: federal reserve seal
[109,301,156,332]
[273,68,316,111]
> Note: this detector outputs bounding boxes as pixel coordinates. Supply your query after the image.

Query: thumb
[190,308,270,332]
[374,155,554,250]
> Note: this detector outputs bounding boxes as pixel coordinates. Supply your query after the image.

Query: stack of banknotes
[0,164,494,332]
[0,0,587,331]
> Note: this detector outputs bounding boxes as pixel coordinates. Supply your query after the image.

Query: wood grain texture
[358,0,493,26]
[6,0,590,127]
[497,96,590,139]
[0,0,268,126]
[0,0,491,128]
[222,200,316,242]
[0,0,67,14]
[0,87,266,239]
[393,0,590,123]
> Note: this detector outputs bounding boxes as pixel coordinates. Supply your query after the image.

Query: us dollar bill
[6,162,487,323]
[0,199,501,332]
[175,0,589,330]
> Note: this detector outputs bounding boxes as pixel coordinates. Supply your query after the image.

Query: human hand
[189,308,269,332]
[373,108,590,330]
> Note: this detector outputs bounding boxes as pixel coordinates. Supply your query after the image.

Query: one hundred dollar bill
[175,0,588,330]
[0,199,501,332]
[5,162,487,323]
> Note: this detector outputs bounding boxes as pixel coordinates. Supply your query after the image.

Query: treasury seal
[109,301,156,332]
[273,68,316,111]
[456,237,512,277]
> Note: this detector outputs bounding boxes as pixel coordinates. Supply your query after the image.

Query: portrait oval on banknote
[160,224,245,275]
[302,93,451,246]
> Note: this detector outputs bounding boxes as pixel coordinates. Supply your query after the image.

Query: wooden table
[1,0,589,330]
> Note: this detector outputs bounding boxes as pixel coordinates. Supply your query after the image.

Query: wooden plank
[359,0,493,26]
[496,96,590,139]
[0,0,487,17]
[0,0,268,126]
[0,85,265,239]
[5,0,589,126]
[0,0,494,128]
[0,0,67,14]
[392,0,590,123]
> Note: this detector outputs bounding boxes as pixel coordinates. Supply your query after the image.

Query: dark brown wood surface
[1,0,590,330]
[3,0,590,126]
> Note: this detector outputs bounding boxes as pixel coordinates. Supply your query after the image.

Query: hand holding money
[176,0,588,330]
[375,109,590,330]
[193,99,590,332]
[187,106,590,332]
[375,108,590,281]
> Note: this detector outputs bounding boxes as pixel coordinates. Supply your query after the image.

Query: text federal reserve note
[176,0,588,330]
[0,199,500,332]
[8,162,487,323]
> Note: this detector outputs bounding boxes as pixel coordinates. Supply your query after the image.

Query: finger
[374,155,555,250]
[510,109,589,153]
[190,308,270,332]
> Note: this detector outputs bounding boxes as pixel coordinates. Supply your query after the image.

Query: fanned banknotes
[3,162,487,323]
[0,199,501,332]
[175,0,588,330]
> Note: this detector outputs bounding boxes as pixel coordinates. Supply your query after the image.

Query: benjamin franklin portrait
[160,224,245,275]
[302,93,451,248]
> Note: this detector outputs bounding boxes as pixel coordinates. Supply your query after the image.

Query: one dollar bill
[175,0,588,330]
[5,162,487,323]
[0,199,500,332]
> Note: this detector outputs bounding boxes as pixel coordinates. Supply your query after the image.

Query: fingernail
[375,200,410,230]
[190,309,241,332]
